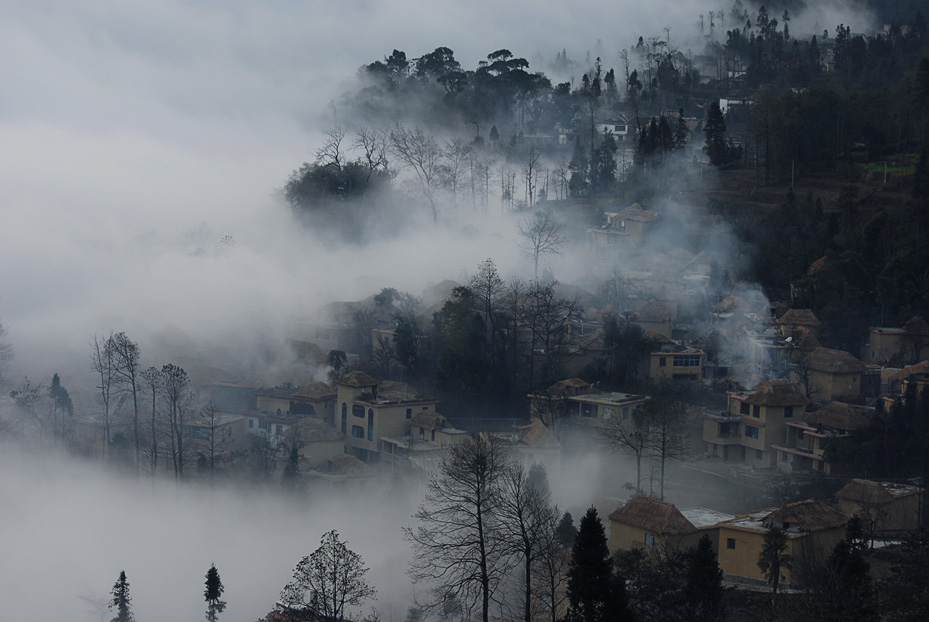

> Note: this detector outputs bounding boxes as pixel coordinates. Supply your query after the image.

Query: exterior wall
[337,382,437,461]
[609,522,703,557]
[634,319,672,339]
[257,395,291,415]
[648,351,703,381]
[299,439,345,468]
[717,527,844,584]
[839,493,923,534]
[808,370,861,401]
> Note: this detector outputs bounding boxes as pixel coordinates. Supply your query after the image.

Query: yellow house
[862,316,929,366]
[587,203,659,251]
[773,401,871,474]
[630,299,674,339]
[836,479,924,536]
[777,308,822,338]
[703,379,809,467]
[336,372,439,463]
[795,347,866,402]
[717,499,848,586]
[381,411,469,471]
[643,342,705,382]
[288,416,345,469]
[607,495,731,556]
[256,381,337,423]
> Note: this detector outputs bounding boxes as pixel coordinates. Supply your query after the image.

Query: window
[316,328,330,340]
[431,430,436,441]
[622,407,629,419]
[406,408,412,419]
[659,357,667,367]
[645,533,655,550]
[607,236,618,245]
[752,405,760,418]
[784,406,794,418]
[781,451,789,462]
[248,420,254,429]
[739,402,750,416]
[351,425,364,439]
[673,355,701,367]
[603,407,614,420]
[745,426,759,439]
[275,425,283,435]
[352,404,365,418]
[755,449,764,460]
[726,538,736,550]
[582,404,594,418]
[367,410,374,441]
[798,429,805,440]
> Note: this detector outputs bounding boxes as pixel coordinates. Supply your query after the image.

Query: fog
[0,0,883,620]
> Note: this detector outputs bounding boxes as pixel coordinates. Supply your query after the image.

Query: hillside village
[4,0,929,620]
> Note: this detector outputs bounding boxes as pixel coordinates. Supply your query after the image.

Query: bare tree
[109,332,142,472]
[316,126,346,170]
[161,363,190,481]
[497,463,556,622]
[520,281,579,388]
[0,316,12,387]
[353,127,390,194]
[638,385,690,500]
[91,333,117,459]
[444,137,471,208]
[281,530,376,622]
[140,366,161,475]
[600,410,650,494]
[406,435,512,622]
[518,211,565,277]
[390,124,443,222]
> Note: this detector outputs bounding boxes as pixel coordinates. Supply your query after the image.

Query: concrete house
[836,479,924,536]
[717,499,848,586]
[703,379,809,467]
[608,495,732,556]
[796,347,866,402]
[335,372,439,463]
[773,401,871,475]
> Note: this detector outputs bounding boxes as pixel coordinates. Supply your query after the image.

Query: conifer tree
[109,571,135,622]
[566,507,630,622]
[204,563,226,622]
[684,534,724,622]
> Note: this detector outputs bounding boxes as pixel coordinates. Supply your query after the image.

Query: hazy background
[0,0,878,620]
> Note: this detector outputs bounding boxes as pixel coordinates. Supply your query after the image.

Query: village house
[885,360,929,398]
[772,401,871,475]
[512,418,562,469]
[716,499,848,586]
[641,333,705,382]
[587,203,659,251]
[861,316,929,366]
[528,378,647,431]
[380,411,468,472]
[608,495,733,557]
[777,308,823,339]
[306,454,377,491]
[255,381,337,424]
[703,379,809,467]
[630,299,674,338]
[594,115,631,140]
[335,371,439,463]
[836,479,924,536]
[287,416,345,469]
[794,346,867,402]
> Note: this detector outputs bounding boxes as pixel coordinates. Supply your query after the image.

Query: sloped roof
[291,417,344,443]
[410,411,451,431]
[238,370,308,390]
[545,378,593,396]
[337,371,380,388]
[377,380,422,400]
[904,315,929,336]
[326,454,374,477]
[836,479,896,505]
[791,326,820,351]
[619,203,660,222]
[804,347,866,374]
[680,250,710,272]
[631,299,673,323]
[778,309,822,328]
[608,495,697,535]
[745,379,809,407]
[517,419,561,449]
[896,360,929,381]
[805,402,870,431]
[765,499,847,531]
[295,381,337,399]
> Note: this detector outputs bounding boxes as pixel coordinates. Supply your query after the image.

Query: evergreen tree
[204,563,227,622]
[757,527,791,599]
[684,535,724,622]
[109,571,135,622]
[556,511,578,548]
[48,373,74,416]
[703,102,731,166]
[566,507,630,622]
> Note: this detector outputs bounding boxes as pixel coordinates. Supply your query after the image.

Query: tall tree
[109,571,135,622]
[204,563,227,622]
[390,124,443,222]
[684,534,724,622]
[519,211,565,278]
[565,507,630,622]
[161,364,190,481]
[140,366,161,475]
[757,526,791,600]
[407,435,510,622]
[91,333,117,460]
[109,332,142,472]
[281,530,375,622]
[703,101,731,166]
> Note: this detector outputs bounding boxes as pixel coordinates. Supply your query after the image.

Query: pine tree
[566,507,630,622]
[684,534,724,622]
[109,571,135,622]
[757,527,791,599]
[703,102,730,166]
[204,563,226,622]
